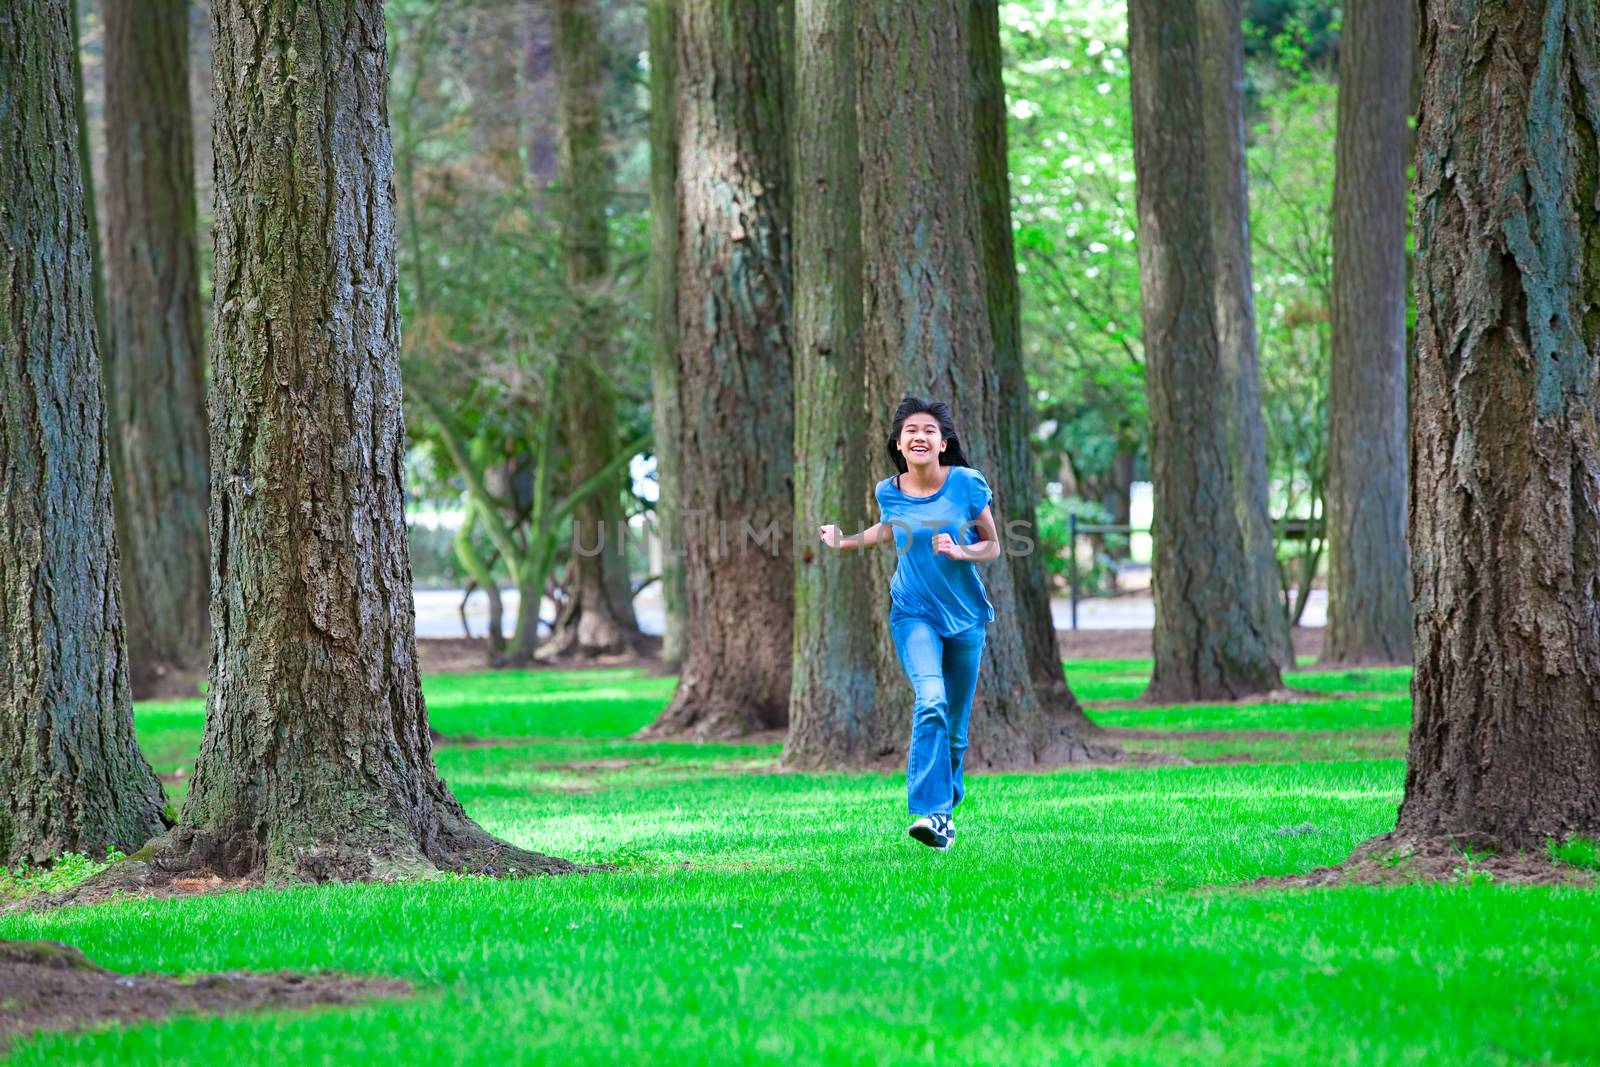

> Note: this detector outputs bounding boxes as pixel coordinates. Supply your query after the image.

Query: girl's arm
[818,523,887,551]
[932,506,1002,562]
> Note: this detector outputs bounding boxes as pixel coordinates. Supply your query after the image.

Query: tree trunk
[1196,0,1294,668]
[454,498,506,655]
[1129,0,1283,703]
[647,0,687,667]
[1392,0,1600,851]
[0,0,169,867]
[971,0,1094,723]
[524,0,560,189]
[102,0,212,697]
[461,0,524,187]
[544,0,646,660]
[1107,448,1135,528]
[148,0,571,884]
[1320,0,1414,667]
[782,0,886,768]
[856,0,1104,767]
[641,0,794,738]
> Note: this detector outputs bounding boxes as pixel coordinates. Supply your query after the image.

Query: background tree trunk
[782,0,886,768]
[1394,0,1600,851]
[971,0,1094,723]
[1320,0,1414,667]
[857,0,1104,767]
[640,0,794,738]
[154,0,571,884]
[647,0,686,667]
[1196,0,1294,668]
[461,0,524,187]
[1129,0,1283,703]
[524,0,560,189]
[544,0,645,660]
[102,0,212,697]
[0,0,168,867]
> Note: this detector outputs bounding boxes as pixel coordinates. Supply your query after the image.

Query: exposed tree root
[1243,832,1599,890]
[8,809,596,914]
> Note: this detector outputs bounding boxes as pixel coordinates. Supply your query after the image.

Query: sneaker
[908,813,953,851]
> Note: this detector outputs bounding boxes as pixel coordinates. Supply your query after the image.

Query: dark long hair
[886,396,972,474]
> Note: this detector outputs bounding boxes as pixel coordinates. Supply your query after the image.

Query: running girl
[817,397,1000,850]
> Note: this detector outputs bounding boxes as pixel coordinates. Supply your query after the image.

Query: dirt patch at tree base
[2,867,262,915]
[0,939,409,1053]
[1243,834,1600,889]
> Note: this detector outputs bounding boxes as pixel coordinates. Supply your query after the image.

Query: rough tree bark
[1196,0,1294,668]
[640,0,794,738]
[1391,0,1600,851]
[102,0,212,696]
[134,0,572,884]
[856,0,1104,767]
[971,0,1095,723]
[1129,0,1283,702]
[0,0,169,866]
[1320,0,1414,667]
[543,0,646,660]
[782,0,885,768]
[647,0,687,666]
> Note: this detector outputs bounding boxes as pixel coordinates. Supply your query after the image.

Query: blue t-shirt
[875,465,996,636]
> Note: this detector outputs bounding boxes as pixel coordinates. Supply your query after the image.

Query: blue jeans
[890,613,986,817]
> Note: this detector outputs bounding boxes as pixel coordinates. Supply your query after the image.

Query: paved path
[412,587,1327,640]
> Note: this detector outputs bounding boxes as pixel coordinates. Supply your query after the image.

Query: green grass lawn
[3,661,1595,1065]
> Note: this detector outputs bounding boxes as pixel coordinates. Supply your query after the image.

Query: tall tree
[102,0,212,696]
[641,0,794,738]
[1128,0,1282,702]
[970,0,1095,719]
[461,0,524,186]
[136,0,571,884]
[783,0,883,767]
[1320,0,1414,667]
[0,0,169,866]
[544,0,647,660]
[646,0,687,666]
[1196,0,1294,667]
[524,0,560,188]
[1393,0,1600,851]
[855,0,1101,766]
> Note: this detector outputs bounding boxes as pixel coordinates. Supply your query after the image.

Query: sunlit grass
[6,658,1594,1065]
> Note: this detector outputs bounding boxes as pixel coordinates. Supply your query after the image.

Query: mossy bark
[1396,0,1600,850]
[1129,0,1283,702]
[0,0,169,867]
[971,0,1094,724]
[154,0,571,883]
[102,0,212,695]
[782,0,885,768]
[855,0,1106,767]
[1196,0,1294,669]
[641,0,794,738]
[1321,0,1414,667]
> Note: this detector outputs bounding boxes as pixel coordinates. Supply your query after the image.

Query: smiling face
[896,412,948,467]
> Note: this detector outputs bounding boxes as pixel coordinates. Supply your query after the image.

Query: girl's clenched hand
[931,533,962,559]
